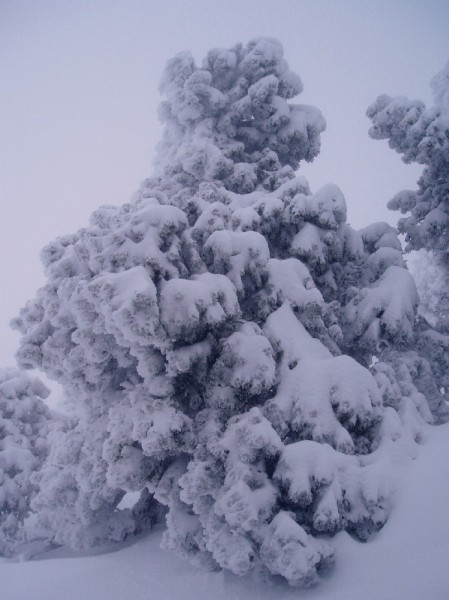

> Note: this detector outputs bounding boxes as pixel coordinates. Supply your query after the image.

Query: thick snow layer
[2,423,449,600]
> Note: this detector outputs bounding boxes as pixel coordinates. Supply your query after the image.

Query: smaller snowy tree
[367,61,449,333]
[367,61,449,421]
[0,369,59,557]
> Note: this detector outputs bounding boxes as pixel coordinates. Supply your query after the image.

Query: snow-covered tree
[11,38,443,585]
[367,61,449,420]
[367,61,449,333]
[0,369,59,557]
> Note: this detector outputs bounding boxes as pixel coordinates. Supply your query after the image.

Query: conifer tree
[0,369,61,557]
[367,61,449,333]
[367,61,449,421]
[11,38,443,585]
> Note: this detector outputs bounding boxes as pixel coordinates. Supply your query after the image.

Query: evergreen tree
[367,61,449,420]
[367,61,449,333]
[0,369,61,557]
[11,38,443,585]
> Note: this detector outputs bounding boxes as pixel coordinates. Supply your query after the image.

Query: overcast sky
[1,0,449,367]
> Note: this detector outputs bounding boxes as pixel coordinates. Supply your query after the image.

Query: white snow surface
[2,422,449,600]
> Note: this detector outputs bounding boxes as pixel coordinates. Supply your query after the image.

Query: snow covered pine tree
[0,369,62,557]
[367,61,449,333]
[367,61,449,422]
[10,38,445,585]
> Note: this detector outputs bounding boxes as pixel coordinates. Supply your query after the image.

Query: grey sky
[1,0,449,367]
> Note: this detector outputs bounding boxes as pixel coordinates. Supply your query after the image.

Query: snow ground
[2,423,449,600]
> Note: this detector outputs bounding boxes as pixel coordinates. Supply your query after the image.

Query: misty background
[1,0,449,367]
